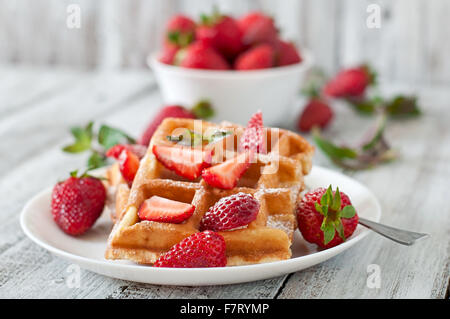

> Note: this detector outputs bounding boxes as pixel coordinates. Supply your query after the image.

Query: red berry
[200,192,260,231]
[165,15,196,48]
[159,45,179,65]
[297,98,334,132]
[106,144,146,160]
[239,111,266,153]
[177,41,230,70]
[323,66,372,98]
[196,15,243,59]
[152,144,212,180]
[154,230,227,268]
[202,151,252,190]
[297,187,359,249]
[138,105,196,146]
[275,40,302,66]
[234,44,275,70]
[238,12,278,47]
[118,149,140,187]
[138,196,195,224]
[51,173,106,236]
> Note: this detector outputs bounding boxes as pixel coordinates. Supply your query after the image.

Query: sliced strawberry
[239,111,266,153]
[202,151,253,189]
[118,149,140,187]
[106,144,147,159]
[152,145,212,180]
[138,195,195,224]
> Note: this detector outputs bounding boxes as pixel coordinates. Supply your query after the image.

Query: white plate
[20,166,381,286]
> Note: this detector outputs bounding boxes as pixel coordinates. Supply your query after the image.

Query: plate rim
[20,165,382,284]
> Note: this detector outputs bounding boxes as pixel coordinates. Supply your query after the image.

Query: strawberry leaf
[331,187,341,211]
[321,221,336,245]
[98,125,136,150]
[335,221,346,241]
[341,205,356,218]
[191,100,215,119]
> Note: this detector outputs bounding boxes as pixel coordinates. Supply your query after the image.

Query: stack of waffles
[105,117,314,266]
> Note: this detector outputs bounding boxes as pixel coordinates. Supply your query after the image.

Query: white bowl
[148,50,314,126]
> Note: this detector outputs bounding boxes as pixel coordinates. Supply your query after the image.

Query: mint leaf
[204,129,231,144]
[98,125,135,150]
[385,95,421,117]
[62,122,93,153]
[88,152,107,169]
[313,131,358,161]
[361,115,386,151]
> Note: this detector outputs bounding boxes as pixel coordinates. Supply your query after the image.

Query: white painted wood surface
[0,0,449,84]
[0,67,448,298]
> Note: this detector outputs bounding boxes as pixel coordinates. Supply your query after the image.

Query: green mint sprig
[62,122,136,169]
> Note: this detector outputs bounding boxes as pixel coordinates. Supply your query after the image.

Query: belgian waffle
[105,117,314,266]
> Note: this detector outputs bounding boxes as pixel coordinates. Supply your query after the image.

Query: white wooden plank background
[0,0,449,84]
[0,67,448,298]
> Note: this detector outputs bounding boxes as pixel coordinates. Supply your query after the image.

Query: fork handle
[358,217,429,246]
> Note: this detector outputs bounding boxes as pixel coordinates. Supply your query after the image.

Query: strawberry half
[202,151,252,189]
[239,111,266,153]
[138,195,195,224]
[152,145,212,180]
[118,149,140,187]
[106,144,147,159]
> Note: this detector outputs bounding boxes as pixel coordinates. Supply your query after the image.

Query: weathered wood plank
[0,67,82,117]
[278,85,450,298]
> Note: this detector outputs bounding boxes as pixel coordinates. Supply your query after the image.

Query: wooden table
[0,67,448,299]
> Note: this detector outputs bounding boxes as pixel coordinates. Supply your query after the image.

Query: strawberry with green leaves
[296,185,358,249]
[196,11,243,59]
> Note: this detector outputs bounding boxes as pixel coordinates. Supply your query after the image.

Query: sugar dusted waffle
[105,116,314,266]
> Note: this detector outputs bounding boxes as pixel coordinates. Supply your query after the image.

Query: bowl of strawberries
[149,11,313,126]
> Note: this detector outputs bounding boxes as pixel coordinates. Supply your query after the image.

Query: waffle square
[105,117,313,266]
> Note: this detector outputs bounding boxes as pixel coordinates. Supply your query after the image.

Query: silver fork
[358,217,429,246]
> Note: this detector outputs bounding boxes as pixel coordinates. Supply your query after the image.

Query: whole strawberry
[275,40,302,66]
[297,97,334,132]
[196,13,243,59]
[297,186,358,249]
[176,41,230,70]
[324,65,374,98]
[238,12,278,47]
[158,45,179,65]
[164,15,196,48]
[200,192,260,231]
[138,101,214,146]
[234,44,275,70]
[154,230,227,268]
[51,171,106,236]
